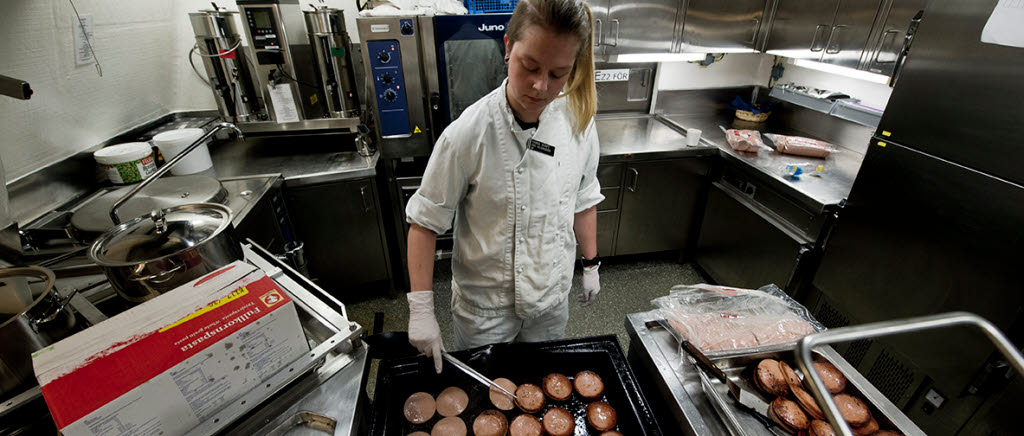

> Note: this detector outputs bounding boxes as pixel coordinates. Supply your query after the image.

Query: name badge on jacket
[528,138,555,157]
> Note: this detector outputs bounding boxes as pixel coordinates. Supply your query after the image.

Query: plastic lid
[93,142,153,165]
[152,128,205,146]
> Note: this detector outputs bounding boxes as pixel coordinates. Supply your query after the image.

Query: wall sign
[594,69,630,82]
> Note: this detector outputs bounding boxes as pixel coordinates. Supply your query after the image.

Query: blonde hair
[506,0,597,137]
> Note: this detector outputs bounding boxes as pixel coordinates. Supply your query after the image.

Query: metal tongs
[441,352,518,400]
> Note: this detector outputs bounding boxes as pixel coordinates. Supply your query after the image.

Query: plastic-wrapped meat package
[652,284,825,356]
[723,129,768,152]
[764,133,836,158]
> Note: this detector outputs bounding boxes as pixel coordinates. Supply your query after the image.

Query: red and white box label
[33,261,308,436]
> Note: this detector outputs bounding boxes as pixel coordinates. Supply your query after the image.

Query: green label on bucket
[115,161,143,183]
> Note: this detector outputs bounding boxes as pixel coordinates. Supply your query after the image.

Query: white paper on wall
[981,0,1024,48]
[73,14,95,65]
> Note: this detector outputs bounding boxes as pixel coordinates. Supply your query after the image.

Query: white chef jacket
[406,81,604,319]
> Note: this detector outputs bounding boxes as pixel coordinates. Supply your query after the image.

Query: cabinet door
[765,0,840,60]
[681,0,767,53]
[285,178,390,298]
[616,159,710,255]
[862,0,927,75]
[819,0,884,68]
[604,0,679,55]
[584,0,610,58]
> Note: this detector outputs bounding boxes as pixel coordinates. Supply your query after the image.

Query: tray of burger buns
[690,347,924,436]
[369,335,662,436]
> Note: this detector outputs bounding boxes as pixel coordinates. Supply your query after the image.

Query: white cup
[686,129,702,146]
[152,128,214,175]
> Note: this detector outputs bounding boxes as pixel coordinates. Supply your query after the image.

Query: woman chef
[405,0,603,373]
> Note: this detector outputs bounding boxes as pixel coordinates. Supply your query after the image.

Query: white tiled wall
[0,0,359,183]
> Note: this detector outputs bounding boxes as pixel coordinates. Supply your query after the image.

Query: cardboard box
[32,261,309,436]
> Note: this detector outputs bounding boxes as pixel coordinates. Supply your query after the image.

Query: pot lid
[71,175,226,233]
[89,203,234,267]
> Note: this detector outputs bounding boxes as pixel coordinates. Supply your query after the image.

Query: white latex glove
[578,264,601,307]
[407,291,444,373]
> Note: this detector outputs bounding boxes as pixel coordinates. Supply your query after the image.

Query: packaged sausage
[764,133,836,158]
[652,283,826,357]
[723,128,770,153]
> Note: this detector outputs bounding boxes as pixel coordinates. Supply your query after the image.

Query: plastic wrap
[652,284,826,357]
[764,133,836,158]
[721,127,769,153]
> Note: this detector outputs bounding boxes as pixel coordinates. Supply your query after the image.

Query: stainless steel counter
[624,311,921,436]
[661,115,866,211]
[210,134,379,187]
[595,115,719,162]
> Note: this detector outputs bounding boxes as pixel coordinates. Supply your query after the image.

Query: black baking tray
[369,335,663,436]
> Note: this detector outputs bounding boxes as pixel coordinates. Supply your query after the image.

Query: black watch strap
[581,254,601,268]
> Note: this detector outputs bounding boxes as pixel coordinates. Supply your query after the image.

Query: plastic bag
[764,133,836,158]
[652,283,826,356]
[720,126,769,153]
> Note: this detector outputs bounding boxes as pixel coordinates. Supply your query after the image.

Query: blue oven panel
[367,40,410,137]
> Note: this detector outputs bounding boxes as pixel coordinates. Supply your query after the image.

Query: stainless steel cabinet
[766,0,881,68]
[616,159,710,255]
[587,0,681,57]
[820,0,883,68]
[285,177,392,299]
[861,0,927,75]
[680,0,768,53]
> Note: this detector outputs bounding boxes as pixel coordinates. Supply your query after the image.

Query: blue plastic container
[465,0,519,14]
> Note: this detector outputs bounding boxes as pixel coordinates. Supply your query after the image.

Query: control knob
[381,73,394,84]
[377,51,391,63]
[383,89,397,102]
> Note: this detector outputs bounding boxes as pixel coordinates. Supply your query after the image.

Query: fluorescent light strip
[611,52,708,63]
[791,59,892,84]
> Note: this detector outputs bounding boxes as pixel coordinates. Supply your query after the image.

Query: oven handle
[428,92,442,142]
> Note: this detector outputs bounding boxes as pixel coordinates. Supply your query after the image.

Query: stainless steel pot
[88,203,244,303]
[0,266,77,397]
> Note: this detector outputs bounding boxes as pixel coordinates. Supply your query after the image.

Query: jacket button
[517,168,523,174]
[520,205,526,211]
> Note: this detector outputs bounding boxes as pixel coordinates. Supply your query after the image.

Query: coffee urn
[189,9,263,123]
[304,7,360,118]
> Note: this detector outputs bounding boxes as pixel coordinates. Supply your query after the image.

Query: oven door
[430,14,512,129]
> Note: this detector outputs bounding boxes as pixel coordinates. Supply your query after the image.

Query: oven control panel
[367,40,410,137]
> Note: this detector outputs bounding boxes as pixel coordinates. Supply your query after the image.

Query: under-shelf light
[610,52,708,63]
[791,58,892,84]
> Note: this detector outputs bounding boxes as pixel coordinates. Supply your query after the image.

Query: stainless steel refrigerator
[807,0,1024,434]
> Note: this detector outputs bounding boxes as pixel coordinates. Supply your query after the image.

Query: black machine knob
[401,22,414,35]
[381,73,394,84]
[383,89,397,102]
[378,51,391,63]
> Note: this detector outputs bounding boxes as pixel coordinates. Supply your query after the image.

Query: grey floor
[347,253,707,398]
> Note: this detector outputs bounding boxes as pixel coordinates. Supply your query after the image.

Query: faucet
[109,122,244,225]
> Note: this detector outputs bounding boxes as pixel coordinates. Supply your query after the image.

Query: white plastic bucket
[93,142,157,184]
[152,128,214,176]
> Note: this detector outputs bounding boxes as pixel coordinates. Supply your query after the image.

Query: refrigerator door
[813,138,1024,432]
[877,0,1024,186]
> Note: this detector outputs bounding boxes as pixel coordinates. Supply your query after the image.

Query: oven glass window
[444,39,507,121]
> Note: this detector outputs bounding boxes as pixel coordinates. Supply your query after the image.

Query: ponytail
[506,0,597,137]
[561,2,597,137]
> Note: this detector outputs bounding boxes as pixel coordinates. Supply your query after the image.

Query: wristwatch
[580,254,601,268]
